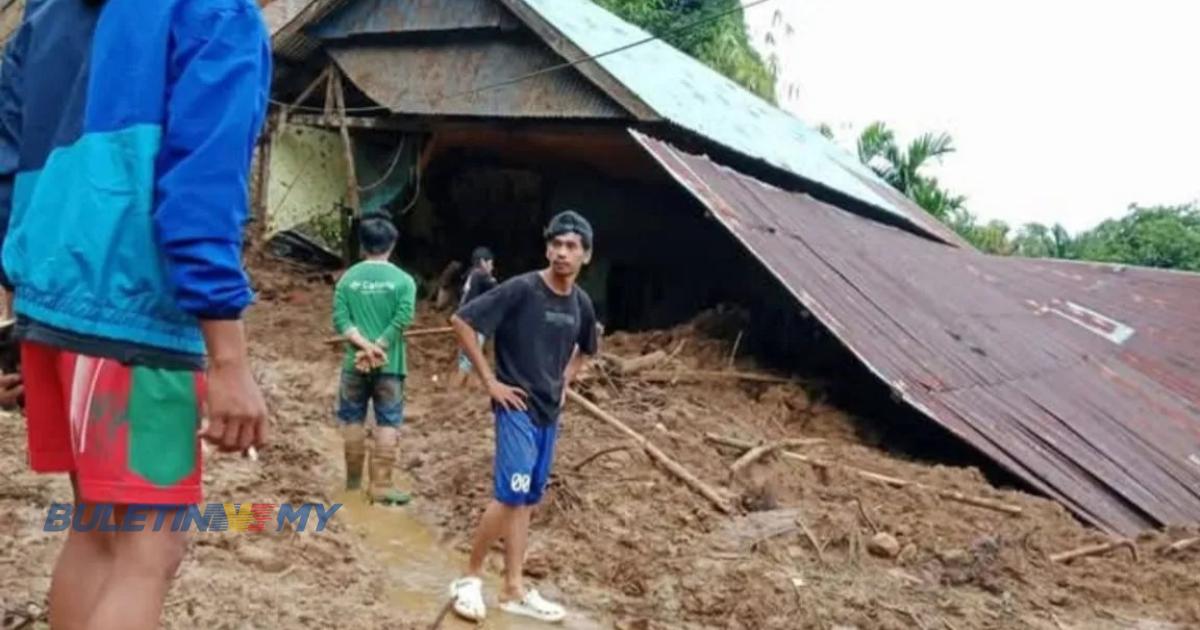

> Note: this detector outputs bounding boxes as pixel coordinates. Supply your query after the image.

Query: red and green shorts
[22,342,206,505]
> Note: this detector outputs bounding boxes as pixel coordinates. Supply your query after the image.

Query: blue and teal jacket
[0,0,271,364]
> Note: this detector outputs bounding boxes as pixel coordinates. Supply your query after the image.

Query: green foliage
[855,121,964,221]
[1070,204,1200,271]
[847,120,1198,271]
[593,0,777,102]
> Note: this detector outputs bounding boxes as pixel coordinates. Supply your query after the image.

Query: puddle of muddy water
[334,484,609,630]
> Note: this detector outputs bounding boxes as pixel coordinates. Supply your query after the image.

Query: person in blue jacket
[0,1,271,628]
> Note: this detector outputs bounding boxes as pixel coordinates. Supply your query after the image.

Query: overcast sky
[746,0,1199,234]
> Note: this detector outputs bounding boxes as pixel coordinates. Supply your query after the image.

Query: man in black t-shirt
[447,212,598,624]
[451,246,498,387]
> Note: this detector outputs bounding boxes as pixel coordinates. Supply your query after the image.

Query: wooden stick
[795,511,826,564]
[854,498,879,534]
[705,433,1024,516]
[324,327,455,346]
[634,370,798,385]
[283,67,332,117]
[331,69,360,215]
[728,330,743,369]
[728,439,824,475]
[426,597,454,630]
[730,443,779,475]
[567,390,732,514]
[1049,538,1137,564]
[572,444,632,472]
[1161,536,1200,556]
[706,434,826,451]
[935,490,1023,515]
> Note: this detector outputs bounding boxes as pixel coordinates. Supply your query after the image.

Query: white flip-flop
[499,588,566,623]
[448,576,486,621]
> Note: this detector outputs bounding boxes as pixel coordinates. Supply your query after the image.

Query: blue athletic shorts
[493,408,558,506]
[336,371,404,428]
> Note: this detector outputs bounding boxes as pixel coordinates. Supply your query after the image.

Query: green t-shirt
[332,260,417,375]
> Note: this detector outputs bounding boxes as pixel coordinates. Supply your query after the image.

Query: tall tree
[593,0,777,102]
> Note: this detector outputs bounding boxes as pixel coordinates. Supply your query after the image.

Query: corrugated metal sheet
[311,0,517,39]
[634,131,1200,535]
[510,0,967,247]
[329,41,625,119]
[270,0,351,62]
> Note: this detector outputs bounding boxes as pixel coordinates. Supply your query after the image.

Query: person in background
[0,1,271,628]
[332,217,417,506]
[451,246,498,387]
[448,211,598,624]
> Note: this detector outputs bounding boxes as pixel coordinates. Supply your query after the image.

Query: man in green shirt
[332,217,416,505]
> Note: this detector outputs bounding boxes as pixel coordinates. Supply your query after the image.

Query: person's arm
[0,25,28,291]
[0,372,21,409]
[451,278,527,410]
[332,278,379,354]
[0,27,17,405]
[562,296,600,403]
[156,6,271,452]
[450,313,526,411]
[376,274,416,351]
[155,4,269,321]
[199,320,267,452]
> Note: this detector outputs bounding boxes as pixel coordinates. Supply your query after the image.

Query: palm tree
[857,122,962,219]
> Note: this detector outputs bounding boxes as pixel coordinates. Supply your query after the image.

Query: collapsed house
[2,0,1195,536]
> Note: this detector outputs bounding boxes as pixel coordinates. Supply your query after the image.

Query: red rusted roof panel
[633,131,1200,535]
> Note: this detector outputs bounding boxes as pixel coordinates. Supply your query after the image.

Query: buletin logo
[42,503,341,533]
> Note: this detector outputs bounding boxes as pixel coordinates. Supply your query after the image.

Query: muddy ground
[3,263,1199,629]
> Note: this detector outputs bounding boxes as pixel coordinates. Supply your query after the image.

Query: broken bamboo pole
[705,433,1024,516]
[730,443,781,476]
[1161,536,1200,556]
[1050,538,1137,564]
[728,438,826,476]
[567,389,733,514]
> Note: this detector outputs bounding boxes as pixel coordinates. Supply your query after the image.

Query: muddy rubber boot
[343,425,367,491]
[368,444,411,506]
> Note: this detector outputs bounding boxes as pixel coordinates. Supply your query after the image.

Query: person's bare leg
[467,500,518,576]
[87,505,188,630]
[48,476,115,630]
[499,505,533,601]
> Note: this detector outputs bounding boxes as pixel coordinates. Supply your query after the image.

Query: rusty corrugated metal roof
[311,0,518,39]
[328,40,625,119]
[634,130,1200,535]
[269,0,967,245]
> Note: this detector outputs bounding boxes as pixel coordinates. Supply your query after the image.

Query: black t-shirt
[459,268,498,308]
[456,271,598,426]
